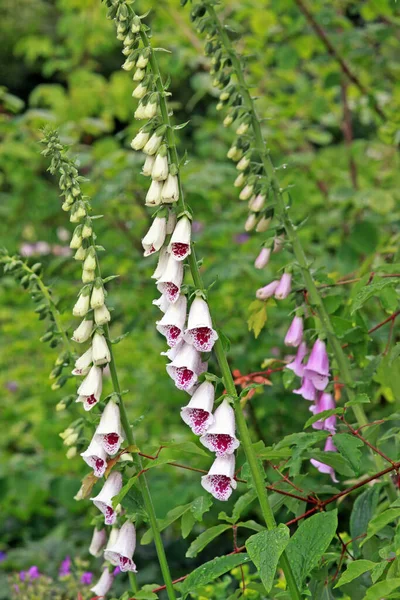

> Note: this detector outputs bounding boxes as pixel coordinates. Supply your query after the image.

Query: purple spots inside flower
[80,571,93,585]
[105,505,115,525]
[92,457,106,478]
[189,327,215,352]
[59,556,71,577]
[86,394,97,407]
[171,242,189,260]
[187,408,211,435]
[148,244,156,255]
[119,557,133,572]
[102,432,120,455]
[165,325,182,347]
[209,475,232,500]
[174,367,195,391]
[204,433,235,456]
[165,282,179,303]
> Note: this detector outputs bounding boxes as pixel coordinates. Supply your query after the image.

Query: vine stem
[204,2,397,502]
[141,29,302,600]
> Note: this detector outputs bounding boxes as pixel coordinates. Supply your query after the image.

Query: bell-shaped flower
[151,247,169,281]
[156,294,187,347]
[168,217,191,261]
[94,304,111,326]
[72,347,93,376]
[293,376,316,402]
[134,102,147,120]
[91,471,122,525]
[95,401,124,455]
[201,454,237,501]
[131,130,150,151]
[132,82,147,99]
[256,280,279,300]
[77,365,103,411]
[254,247,271,269]
[144,99,158,119]
[286,341,307,378]
[153,293,170,313]
[133,67,145,81]
[166,342,206,392]
[157,255,184,303]
[73,292,90,317]
[310,392,336,433]
[74,246,87,261]
[184,297,218,352]
[275,273,292,300]
[81,435,108,478]
[91,283,105,310]
[143,132,163,156]
[244,213,257,232]
[310,437,338,483]
[142,154,155,176]
[137,53,149,69]
[145,179,163,207]
[303,339,330,391]
[142,217,167,257]
[82,269,95,284]
[69,225,83,249]
[90,568,114,597]
[161,340,183,361]
[151,148,169,181]
[161,174,179,203]
[104,521,137,573]
[181,381,215,435]
[83,248,97,272]
[92,332,111,366]
[72,319,93,343]
[284,316,303,347]
[200,399,240,456]
[89,527,107,557]
[234,172,246,187]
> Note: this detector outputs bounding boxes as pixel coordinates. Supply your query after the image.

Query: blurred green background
[0,0,399,597]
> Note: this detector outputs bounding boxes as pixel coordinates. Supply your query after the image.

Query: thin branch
[341,80,358,189]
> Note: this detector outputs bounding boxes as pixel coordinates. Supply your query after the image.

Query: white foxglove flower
[161,340,183,361]
[249,194,266,212]
[156,294,187,347]
[166,209,177,235]
[91,569,114,598]
[184,297,218,352]
[81,435,108,478]
[83,249,96,271]
[181,381,215,435]
[74,246,87,261]
[72,319,93,343]
[151,247,169,281]
[236,156,250,171]
[73,292,90,317]
[136,54,149,69]
[95,401,124,455]
[201,454,237,501]
[145,179,163,206]
[95,304,111,326]
[166,342,206,392]
[144,100,157,119]
[236,121,249,135]
[90,471,122,525]
[157,255,184,303]
[133,67,145,80]
[131,131,150,151]
[104,521,137,573]
[240,184,254,201]
[142,154,155,176]
[132,82,147,99]
[244,213,257,232]
[77,365,103,411]
[92,332,111,366]
[91,284,105,309]
[89,527,107,557]
[134,103,147,120]
[69,225,83,249]
[122,58,135,71]
[143,133,163,156]
[200,399,239,456]
[152,293,170,313]
[152,152,169,181]
[168,216,191,261]
[142,217,167,257]
[72,347,93,376]
[161,174,179,203]
[82,269,95,283]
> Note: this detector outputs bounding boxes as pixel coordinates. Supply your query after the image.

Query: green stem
[141,28,302,600]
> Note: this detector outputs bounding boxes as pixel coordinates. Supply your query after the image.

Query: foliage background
[0,0,399,597]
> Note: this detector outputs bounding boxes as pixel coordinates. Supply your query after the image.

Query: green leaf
[286,510,338,586]
[181,511,196,539]
[248,300,267,338]
[246,524,290,592]
[350,486,381,557]
[232,489,257,523]
[179,553,251,597]
[185,524,232,558]
[190,495,213,521]
[350,278,398,314]
[364,578,400,600]
[363,508,400,544]
[345,393,370,407]
[141,502,192,545]
[334,559,377,588]
[332,433,364,475]
[303,408,344,429]
[307,449,355,476]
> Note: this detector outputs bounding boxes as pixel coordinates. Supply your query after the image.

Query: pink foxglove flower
[90,568,114,597]
[256,280,279,300]
[181,381,215,435]
[91,471,122,525]
[275,273,292,300]
[303,339,330,391]
[81,435,107,478]
[310,436,338,483]
[310,392,336,433]
[286,341,308,378]
[92,332,111,366]
[72,347,93,376]
[153,293,170,313]
[104,521,137,573]
[95,401,124,455]
[73,292,90,317]
[284,316,303,347]
[142,217,167,257]
[293,376,317,402]
[156,294,187,347]
[254,247,271,269]
[145,180,163,207]
[161,174,179,203]
[157,255,184,303]
[200,399,240,456]
[77,365,103,411]
[89,527,107,557]
[184,297,218,352]
[201,454,237,501]
[168,217,191,261]
[151,248,169,281]
[166,342,206,392]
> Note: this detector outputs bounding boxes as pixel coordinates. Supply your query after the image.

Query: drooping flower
[152,293,170,313]
[275,273,292,300]
[151,247,169,281]
[77,365,103,411]
[95,401,124,455]
[94,304,111,326]
[184,297,218,352]
[81,435,108,478]
[156,294,187,347]
[89,527,107,557]
[256,215,272,233]
[304,339,330,391]
[181,381,215,435]
[92,332,111,366]
[201,454,237,501]
[151,147,169,181]
[142,217,167,257]
[91,281,105,310]
[284,316,303,347]
[157,255,184,303]
[143,132,163,155]
[248,194,266,212]
[200,399,240,456]
[244,213,257,232]
[168,216,191,261]
[90,568,114,597]
[161,173,179,203]
[166,342,206,392]
[104,521,137,573]
[293,376,317,402]
[142,154,155,176]
[72,347,93,376]
[145,179,163,207]
[239,184,254,201]
[131,130,150,151]
[254,247,271,269]
[310,436,338,483]
[256,280,279,300]
[73,292,90,317]
[91,471,123,525]
[286,341,308,378]
[310,392,336,433]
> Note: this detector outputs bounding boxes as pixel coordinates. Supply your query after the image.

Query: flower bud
[255,215,272,233]
[132,82,147,99]
[142,217,167,257]
[70,202,86,223]
[70,225,83,249]
[244,213,257,232]
[223,114,233,127]
[161,174,179,203]
[82,269,95,283]
[94,304,111,326]
[284,316,303,347]
[131,131,150,151]
[83,248,97,271]
[73,291,90,317]
[91,471,123,525]
[254,247,271,269]
[72,347,93,376]
[234,172,246,187]
[82,218,92,239]
[142,154,155,176]
[256,280,279,300]
[74,246,87,261]
[90,568,114,597]
[274,273,292,300]
[143,133,163,156]
[131,15,141,33]
[236,155,250,171]
[151,147,169,181]
[145,179,163,206]
[248,194,265,212]
[91,282,105,310]
[92,332,111,366]
[72,319,93,343]
[240,184,254,201]
[236,121,249,135]
[122,58,136,71]
[227,145,242,162]
[136,51,149,69]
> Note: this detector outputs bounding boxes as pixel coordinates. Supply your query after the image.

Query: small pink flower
[201,454,237,501]
[156,295,187,347]
[286,342,308,378]
[293,376,317,402]
[310,392,336,433]
[166,343,206,392]
[90,472,123,525]
[95,401,124,455]
[104,521,137,573]
[274,273,292,300]
[200,399,240,456]
[168,216,191,261]
[81,435,108,478]
[184,297,218,352]
[304,340,330,390]
[310,436,338,482]
[254,248,271,269]
[284,316,303,347]
[256,280,279,300]
[181,381,215,435]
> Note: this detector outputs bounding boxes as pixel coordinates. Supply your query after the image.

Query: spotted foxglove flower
[200,399,240,456]
[95,304,111,326]
[184,297,218,352]
[310,392,336,433]
[310,437,338,482]
[254,248,271,269]
[151,248,169,281]
[131,131,150,151]
[181,381,215,435]
[145,180,163,206]
[72,347,93,376]
[92,332,111,366]
[201,454,237,501]
[91,471,122,525]
[142,155,155,176]
[293,376,316,402]
[104,521,137,573]
[151,148,169,181]
[166,342,206,392]
[142,217,167,257]
[249,194,266,212]
[81,435,108,478]
[286,341,308,378]
[256,280,279,300]
[304,340,330,391]
[95,401,124,455]
[153,293,170,313]
[77,365,103,410]
[73,292,90,317]
[161,174,179,203]
[168,217,191,261]
[91,283,105,310]
[132,82,147,99]
[89,528,107,557]
[143,132,163,156]
[156,294,187,347]
[284,316,303,347]
[239,184,254,201]
[157,255,184,303]
[72,319,93,343]
[275,273,292,300]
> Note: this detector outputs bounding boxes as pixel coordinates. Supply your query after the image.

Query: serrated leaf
[350,279,398,314]
[304,408,344,429]
[332,433,363,474]
[362,508,400,544]
[248,301,267,338]
[350,486,381,557]
[334,559,377,588]
[186,524,232,558]
[179,553,251,597]
[190,495,213,521]
[246,525,290,592]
